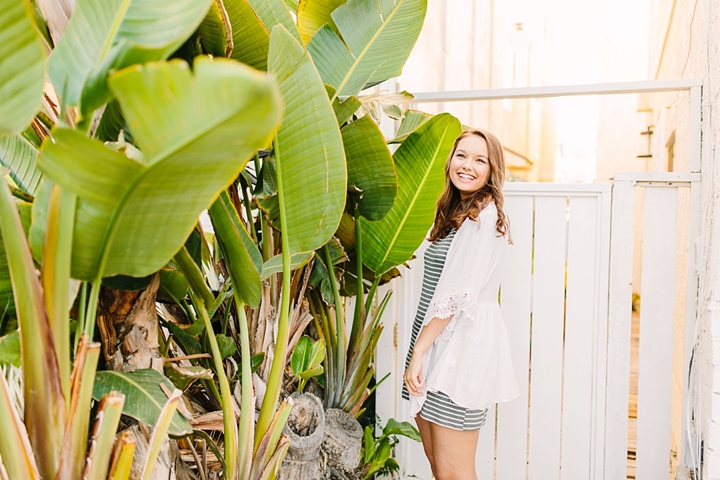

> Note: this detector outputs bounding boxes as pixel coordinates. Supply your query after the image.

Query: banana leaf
[0,0,45,135]
[307,0,427,98]
[47,0,214,117]
[360,113,461,274]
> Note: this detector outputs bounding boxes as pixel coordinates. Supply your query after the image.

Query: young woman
[402,129,518,479]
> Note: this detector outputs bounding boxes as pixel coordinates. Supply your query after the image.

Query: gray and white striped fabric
[402,230,488,431]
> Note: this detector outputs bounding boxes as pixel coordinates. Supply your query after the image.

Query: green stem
[8,185,33,203]
[174,247,215,308]
[221,299,231,336]
[254,154,273,264]
[75,282,87,355]
[255,141,292,450]
[197,298,237,479]
[233,294,254,479]
[83,278,102,340]
[348,204,364,360]
[364,276,381,318]
[238,177,258,244]
[324,245,345,408]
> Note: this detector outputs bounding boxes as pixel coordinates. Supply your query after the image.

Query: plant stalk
[196,296,237,479]
[233,293,254,479]
[348,204,364,360]
[324,244,345,408]
[255,141,292,449]
[364,276,381,319]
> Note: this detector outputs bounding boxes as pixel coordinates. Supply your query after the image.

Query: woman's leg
[428,421,479,480]
[415,415,437,476]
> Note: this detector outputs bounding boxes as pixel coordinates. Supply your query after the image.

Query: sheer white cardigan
[409,202,519,416]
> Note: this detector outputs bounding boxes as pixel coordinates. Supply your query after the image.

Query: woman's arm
[403,315,453,396]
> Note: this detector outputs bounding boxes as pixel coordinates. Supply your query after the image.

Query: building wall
[648,0,720,477]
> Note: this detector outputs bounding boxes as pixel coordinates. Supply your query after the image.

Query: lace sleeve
[423,292,477,341]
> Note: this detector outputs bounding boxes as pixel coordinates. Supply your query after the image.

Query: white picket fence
[374,174,699,479]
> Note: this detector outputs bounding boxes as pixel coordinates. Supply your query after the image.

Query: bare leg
[415,415,437,477]
[428,421,479,480]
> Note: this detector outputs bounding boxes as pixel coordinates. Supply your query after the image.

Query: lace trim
[423,292,475,342]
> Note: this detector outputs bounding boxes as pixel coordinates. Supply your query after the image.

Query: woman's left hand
[404,354,424,396]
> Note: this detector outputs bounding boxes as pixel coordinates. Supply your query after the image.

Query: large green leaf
[297,0,345,44]
[208,191,262,307]
[47,0,213,117]
[360,113,461,274]
[0,135,41,195]
[0,182,65,479]
[290,335,324,377]
[225,0,270,70]
[342,115,396,220]
[388,109,432,144]
[95,100,130,142]
[261,251,314,280]
[268,26,346,255]
[307,0,427,98]
[247,0,300,40]
[198,0,233,57]
[92,369,192,435]
[39,58,282,281]
[0,0,46,135]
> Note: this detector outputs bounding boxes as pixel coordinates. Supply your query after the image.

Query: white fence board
[561,196,599,479]
[496,195,535,479]
[635,187,678,479]
[604,180,636,479]
[527,196,568,480]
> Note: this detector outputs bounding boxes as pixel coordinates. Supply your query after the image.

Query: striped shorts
[420,391,489,431]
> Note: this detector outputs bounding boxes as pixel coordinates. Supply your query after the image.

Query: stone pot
[278,392,325,480]
[320,409,363,474]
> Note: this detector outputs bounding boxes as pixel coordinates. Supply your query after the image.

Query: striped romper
[402,230,489,430]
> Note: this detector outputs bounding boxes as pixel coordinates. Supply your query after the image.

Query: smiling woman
[402,129,517,480]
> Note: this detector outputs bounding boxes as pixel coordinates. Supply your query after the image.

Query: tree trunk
[97,274,163,373]
[96,274,177,480]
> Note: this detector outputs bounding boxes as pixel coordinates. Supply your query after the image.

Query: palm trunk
[96,274,176,480]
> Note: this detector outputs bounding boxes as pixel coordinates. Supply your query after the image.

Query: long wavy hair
[428,129,511,242]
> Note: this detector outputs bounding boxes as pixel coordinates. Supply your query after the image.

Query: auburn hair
[428,129,511,243]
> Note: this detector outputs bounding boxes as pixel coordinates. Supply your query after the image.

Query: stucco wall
[650,0,720,477]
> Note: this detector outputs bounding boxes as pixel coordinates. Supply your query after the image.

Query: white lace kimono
[409,202,519,417]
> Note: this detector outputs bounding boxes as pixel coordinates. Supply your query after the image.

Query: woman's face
[449,134,491,199]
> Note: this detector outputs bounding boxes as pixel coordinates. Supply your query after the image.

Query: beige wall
[647,0,720,477]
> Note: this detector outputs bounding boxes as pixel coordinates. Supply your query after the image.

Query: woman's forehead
[457,135,488,156]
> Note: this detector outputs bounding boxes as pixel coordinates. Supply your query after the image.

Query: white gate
[376,178,698,479]
[373,81,702,479]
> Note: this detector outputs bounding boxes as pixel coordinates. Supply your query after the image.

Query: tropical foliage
[0,0,462,478]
